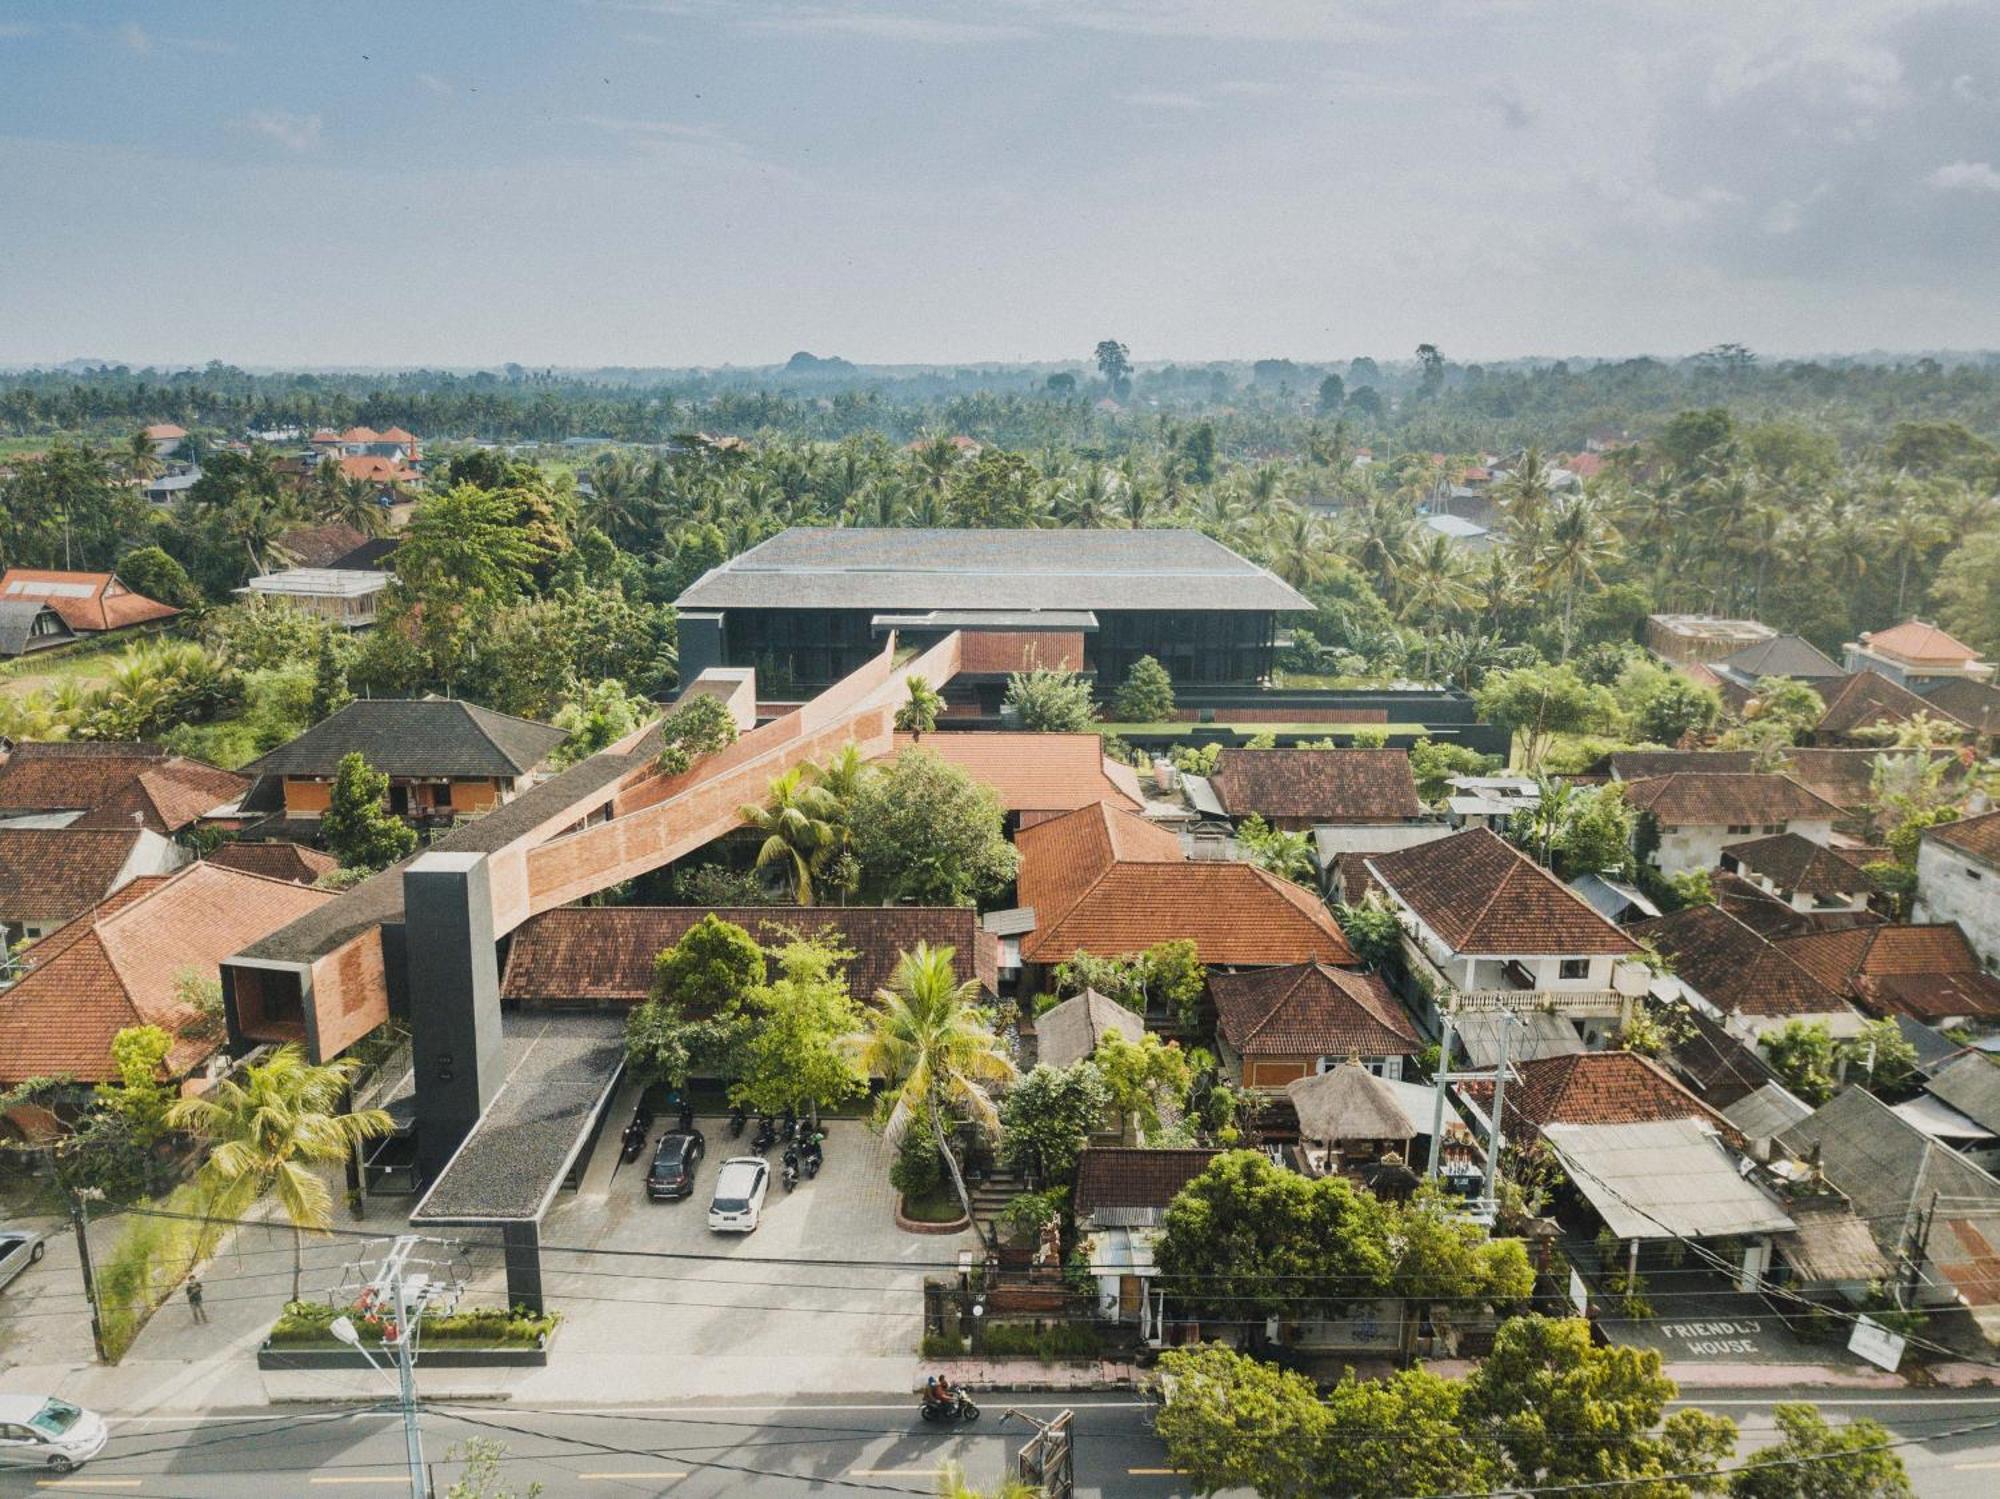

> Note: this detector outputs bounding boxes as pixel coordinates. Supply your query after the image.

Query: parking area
[495,1094,975,1389]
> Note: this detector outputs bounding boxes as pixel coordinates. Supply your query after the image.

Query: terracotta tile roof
[1776,923,2000,1022]
[1656,1003,1783,1109]
[142,423,187,440]
[1016,802,1353,966]
[0,741,170,814]
[1073,1147,1221,1219]
[1919,678,2000,737]
[1463,1052,1733,1144]
[1859,620,1986,665]
[202,841,338,885]
[891,732,1144,815]
[1633,905,1848,1019]
[72,759,248,835]
[1208,962,1419,1057]
[336,455,411,483]
[500,905,990,1006]
[1209,748,1421,823]
[1621,773,1843,827]
[1722,832,1871,897]
[0,828,151,927]
[274,523,372,569]
[0,864,331,1083]
[1611,748,1960,815]
[378,426,417,444]
[339,426,383,444]
[1816,670,1967,738]
[1365,827,1640,957]
[0,569,179,633]
[1930,810,2000,866]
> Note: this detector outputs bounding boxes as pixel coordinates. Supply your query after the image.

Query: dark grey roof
[235,859,411,965]
[1900,1015,1964,1073]
[0,600,75,657]
[244,698,567,780]
[328,537,400,571]
[871,609,1099,630]
[675,528,1312,613]
[408,1012,627,1225]
[1712,634,1848,682]
[1927,1053,2000,1135]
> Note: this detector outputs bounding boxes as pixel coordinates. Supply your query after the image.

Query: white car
[707,1156,770,1233]
[0,1396,109,1474]
[0,1229,46,1292]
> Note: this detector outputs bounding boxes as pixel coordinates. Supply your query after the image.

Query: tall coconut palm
[1536,491,1621,660]
[165,1044,393,1302]
[1399,532,1482,678]
[1344,489,1417,607]
[1882,503,1945,619]
[739,766,840,904]
[1261,504,1331,590]
[853,944,1016,1246]
[123,430,163,484]
[1493,446,1555,561]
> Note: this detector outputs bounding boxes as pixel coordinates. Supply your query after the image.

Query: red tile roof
[891,732,1143,815]
[0,741,171,814]
[1463,1052,1732,1143]
[1930,810,2000,866]
[500,905,992,1005]
[202,841,338,885]
[0,569,179,633]
[339,426,383,444]
[1721,832,1871,897]
[142,423,187,440]
[274,522,372,569]
[1632,905,1848,1019]
[1365,827,1640,957]
[336,455,412,484]
[1776,923,2000,1022]
[0,828,152,927]
[1208,962,1419,1057]
[1209,748,1421,823]
[1621,773,1843,827]
[1073,1147,1222,1218]
[0,864,332,1083]
[1816,670,1967,739]
[1860,620,1986,666]
[1015,802,1353,966]
[72,759,248,835]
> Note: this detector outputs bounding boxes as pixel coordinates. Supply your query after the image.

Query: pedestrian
[186,1275,207,1323]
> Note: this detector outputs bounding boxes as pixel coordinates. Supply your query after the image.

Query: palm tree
[1398,532,1481,678]
[315,472,388,537]
[123,430,163,484]
[853,944,1016,1246]
[165,1044,393,1302]
[739,766,840,904]
[1052,462,1114,528]
[1883,503,1944,619]
[908,434,963,517]
[1493,447,1555,562]
[1261,504,1331,590]
[1343,490,1417,606]
[1536,491,1621,660]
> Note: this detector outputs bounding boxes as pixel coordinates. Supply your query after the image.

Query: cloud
[1926,159,2000,193]
[417,72,454,97]
[120,21,150,54]
[1484,84,1537,130]
[0,22,40,40]
[238,111,324,153]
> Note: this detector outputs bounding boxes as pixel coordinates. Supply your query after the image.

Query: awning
[1457,1011,1586,1068]
[1544,1119,1795,1241]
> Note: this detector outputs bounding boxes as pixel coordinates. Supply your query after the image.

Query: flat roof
[240,568,391,598]
[675,527,1312,613]
[408,1012,627,1226]
[871,609,1099,631]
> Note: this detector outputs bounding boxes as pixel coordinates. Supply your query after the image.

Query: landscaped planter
[897,1197,972,1234]
[257,1337,550,1370]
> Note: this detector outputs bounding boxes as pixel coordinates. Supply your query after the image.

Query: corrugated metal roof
[1545,1119,1794,1241]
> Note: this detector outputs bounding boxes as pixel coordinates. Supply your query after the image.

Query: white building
[1621,773,1841,878]
[1915,812,2000,974]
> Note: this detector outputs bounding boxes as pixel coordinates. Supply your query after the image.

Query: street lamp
[328,1316,382,1370]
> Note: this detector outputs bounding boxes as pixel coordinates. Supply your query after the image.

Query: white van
[707,1157,770,1233]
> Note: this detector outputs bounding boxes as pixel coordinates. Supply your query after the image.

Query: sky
[2,0,1998,368]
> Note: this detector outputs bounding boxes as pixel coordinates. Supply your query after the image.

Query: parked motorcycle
[619,1118,649,1163]
[802,1130,825,1179]
[728,1104,747,1138]
[678,1099,696,1133]
[781,1107,798,1142]
[751,1115,777,1155]
[919,1388,980,1424]
[781,1145,800,1192]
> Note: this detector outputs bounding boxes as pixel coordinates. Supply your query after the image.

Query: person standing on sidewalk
[186,1275,207,1323]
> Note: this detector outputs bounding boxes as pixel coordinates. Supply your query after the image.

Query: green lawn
[0,638,137,700]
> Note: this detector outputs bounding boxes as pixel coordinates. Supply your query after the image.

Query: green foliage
[270,1299,558,1348]
[732,934,867,1118]
[307,629,352,723]
[95,1175,254,1360]
[95,1025,176,1148]
[1728,1402,1914,1498]
[443,1436,547,1499]
[1667,868,1716,908]
[669,862,781,906]
[848,747,1018,906]
[999,1061,1111,1185]
[993,1188,1068,1247]
[1169,741,1222,776]
[1004,662,1097,732]
[1475,663,1615,770]
[1745,677,1827,746]
[320,751,418,871]
[1051,939,1205,1028]
[116,544,200,609]
[1840,1017,1921,1095]
[1618,659,1725,745]
[653,691,739,775]
[889,1126,945,1198]
[920,1328,965,1358]
[1234,812,1315,884]
[1111,654,1176,723]
[1346,725,1390,748]
[1934,528,2000,658]
[1760,1019,1839,1105]
[1337,891,1404,969]
[1549,782,1638,880]
[627,914,765,1085]
[894,673,945,733]
[973,1321,1100,1360]
[549,676,651,768]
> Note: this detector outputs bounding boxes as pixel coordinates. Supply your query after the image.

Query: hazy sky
[2,0,1998,368]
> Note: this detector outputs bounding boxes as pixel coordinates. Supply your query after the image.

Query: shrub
[890,1128,944,1199]
[920,1328,965,1358]
[975,1322,1101,1361]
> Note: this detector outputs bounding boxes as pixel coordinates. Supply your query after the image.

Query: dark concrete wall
[405,854,504,1184]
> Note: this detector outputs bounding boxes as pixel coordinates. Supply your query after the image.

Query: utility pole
[1481,1011,1518,1214]
[67,1187,107,1363]
[1426,1013,1456,1179]
[330,1235,459,1499]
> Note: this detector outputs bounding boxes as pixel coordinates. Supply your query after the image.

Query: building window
[1967,867,1984,883]
[1726,824,1752,835]
[1558,958,1590,980]
[434,781,453,809]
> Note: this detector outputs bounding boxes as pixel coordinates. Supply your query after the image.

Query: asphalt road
[0,1393,1180,1497]
[5,1388,2000,1496]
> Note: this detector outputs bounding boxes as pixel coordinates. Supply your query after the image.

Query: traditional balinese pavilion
[222,634,975,1311]
[1033,988,1145,1070]
[1285,1059,1436,1174]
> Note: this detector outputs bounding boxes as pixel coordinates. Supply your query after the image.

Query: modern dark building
[673,527,1312,694]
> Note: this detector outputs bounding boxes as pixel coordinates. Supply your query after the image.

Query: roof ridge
[1240,964,1310,1046]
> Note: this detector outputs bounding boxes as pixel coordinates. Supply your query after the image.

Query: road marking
[1954,1461,2000,1471]
[1675,1397,2000,1407]
[579,1475,688,1482]
[307,1480,414,1486]
[1128,1468,1191,1476]
[35,1483,142,1492]
[849,1470,946,1478]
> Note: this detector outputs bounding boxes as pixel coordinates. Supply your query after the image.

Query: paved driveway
[489,1099,978,1398]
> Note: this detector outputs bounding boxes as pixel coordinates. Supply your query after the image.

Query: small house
[1208,962,1421,1088]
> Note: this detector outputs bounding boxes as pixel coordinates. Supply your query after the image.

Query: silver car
[0,1228,46,1292]
[0,1396,109,1474]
